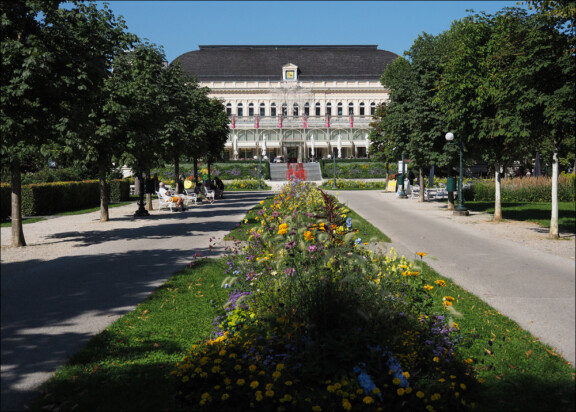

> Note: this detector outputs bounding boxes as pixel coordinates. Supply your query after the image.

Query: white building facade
[174,45,397,162]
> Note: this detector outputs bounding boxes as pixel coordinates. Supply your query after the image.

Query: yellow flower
[423,285,434,291]
[431,393,441,401]
[342,399,352,411]
[265,390,274,397]
[304,230,314,241]
[237,379,246,386]
[221,393,230,400]
[260,200,264,205]
[181,375,189,383]
[255,391,263,401]
[278,223,288,235]
[434,279,446,287]
[416,391,425,398]
[402,371,410,379]
[363,396,374,404]
[397,388,405,396]
[392,378,401,385]
[433,357,440,363]
[272,371,281,380]
[250,380,259,389]
[312,406,322,412]
[248,364,257,372]
[416,252,427,257]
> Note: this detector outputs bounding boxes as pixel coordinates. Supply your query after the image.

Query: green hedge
[1,179,130,219]
[319,160,393,178]
[464,174,576,202]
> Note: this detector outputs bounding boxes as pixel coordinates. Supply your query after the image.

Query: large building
[174,45,397,162]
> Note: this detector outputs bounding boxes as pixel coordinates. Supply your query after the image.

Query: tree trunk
[550,140,559,238]
[98,161,110,222]
[10,160,26,247]
[494,163,503,222]
[418,167,425,202]
[193,158,199,185]
[174,158,181,194]
[145,169,153,211]
[207,159,212,181]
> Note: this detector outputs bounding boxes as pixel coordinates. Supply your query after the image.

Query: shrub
[466,175,576,202]
[225,179,271,191]
[1,183,10,220]
[320,161,392,179]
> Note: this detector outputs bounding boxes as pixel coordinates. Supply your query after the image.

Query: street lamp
[328,151,337,189]
[445,132,469,216]
[253,155,262,190]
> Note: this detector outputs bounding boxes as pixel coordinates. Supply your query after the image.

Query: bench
[156,192,176,213]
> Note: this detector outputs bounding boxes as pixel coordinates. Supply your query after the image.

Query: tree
[52,2,137,222]
[109,42,169,216]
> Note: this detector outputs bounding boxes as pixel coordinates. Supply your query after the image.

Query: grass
[28,203,575,411]
[29,259,230,412]
[465,201,576,234]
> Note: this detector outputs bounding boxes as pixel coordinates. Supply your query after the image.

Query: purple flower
[285,241,296,250]
[308,245,318,253]
[285,267,296,276]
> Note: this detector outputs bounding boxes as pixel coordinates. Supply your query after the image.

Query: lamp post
[254,155,262,190]
[445,132,469,216]
[328,151,337,189]
[398,152,408,198]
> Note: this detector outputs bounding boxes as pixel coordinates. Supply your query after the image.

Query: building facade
[174,45,397,162]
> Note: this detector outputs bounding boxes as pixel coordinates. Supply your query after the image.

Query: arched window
[248,103,254,117]
[359,102,365,116]
[348,102,354,115]
[282,103,288,116]
[304,103,310,116]
[271,103,277,116]
[226,103,232,116]
[260,103,266,116]
[370,102,376,115]
[293,103,299,117]
[237,103,243,117]
[337,102,343,116]
[326,102,332,116]
[315,102,321,116]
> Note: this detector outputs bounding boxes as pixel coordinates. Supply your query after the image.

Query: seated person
[159,182,185,211]
[214,176,225,199]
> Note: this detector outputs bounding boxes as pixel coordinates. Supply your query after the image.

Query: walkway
[333,190,575,369]
[1,191,269,411]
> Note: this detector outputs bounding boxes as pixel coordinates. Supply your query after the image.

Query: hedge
[1,179,130,219]
[463,174,576,202]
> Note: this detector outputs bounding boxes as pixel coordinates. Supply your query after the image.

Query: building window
[337,102,343,116]
[271,103,277,116]
[282,103,288,116]
[237,103,243,117]
[359,102,365,116]
[260,103,265,116]
[326,103,332,116]
[226,103,232,116]
[248,103,254,117]
[370,102,376,115]
[293,103,299,117]
[348,102,354,115]
[304,103,310,116]
[315,103,321,116]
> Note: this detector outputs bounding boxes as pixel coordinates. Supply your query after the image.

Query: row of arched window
[225,102,378,117]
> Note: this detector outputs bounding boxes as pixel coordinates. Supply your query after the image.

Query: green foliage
[320,161,390,178]
[465,175,575,202]
[225,180,271,191]
[319,179,388,190]
[0,183,10,220]
[108,179,131,203]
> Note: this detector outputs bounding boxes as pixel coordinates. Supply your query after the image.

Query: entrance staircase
[269,162,322,182]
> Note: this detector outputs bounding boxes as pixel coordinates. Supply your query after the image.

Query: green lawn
[465,201,576,233]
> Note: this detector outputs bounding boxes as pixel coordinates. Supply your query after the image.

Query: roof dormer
[282,63,298,81]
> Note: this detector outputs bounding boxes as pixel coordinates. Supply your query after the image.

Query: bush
[466,175,576,202]
[1,183,10,220]
[225,179,271,191]
[320,161,392,179]
[109,179,131,202]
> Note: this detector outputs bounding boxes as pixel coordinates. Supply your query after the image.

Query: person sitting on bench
[159,182,185,211]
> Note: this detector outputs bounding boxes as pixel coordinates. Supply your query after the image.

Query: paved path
[1,191,269,411]
[333,190,575,369]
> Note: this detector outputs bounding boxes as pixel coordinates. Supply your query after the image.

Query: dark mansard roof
[173,45,398,82]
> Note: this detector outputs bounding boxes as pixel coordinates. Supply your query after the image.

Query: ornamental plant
[173,181,478,411]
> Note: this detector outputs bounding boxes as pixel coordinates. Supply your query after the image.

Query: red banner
[255,116,259,129]
[302,115,308,128]
[349,115,354,128]
[278,116,283,129]
[325,115,330,128]
[231,117,236,129]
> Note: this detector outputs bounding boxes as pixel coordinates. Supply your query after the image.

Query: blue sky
[96,1,524,63]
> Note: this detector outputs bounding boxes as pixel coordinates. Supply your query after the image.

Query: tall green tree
[53,2,137,222]
[109,42,169,216]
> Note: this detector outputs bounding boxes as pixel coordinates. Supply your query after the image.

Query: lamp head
[445,132,455,142]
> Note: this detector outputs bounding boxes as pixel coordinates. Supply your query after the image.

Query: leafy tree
[110,42,169,216]
[52,2,137,222]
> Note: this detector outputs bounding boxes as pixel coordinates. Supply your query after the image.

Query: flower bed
[173,181,477,411]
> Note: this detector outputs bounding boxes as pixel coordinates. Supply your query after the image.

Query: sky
[95,1,525,63]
